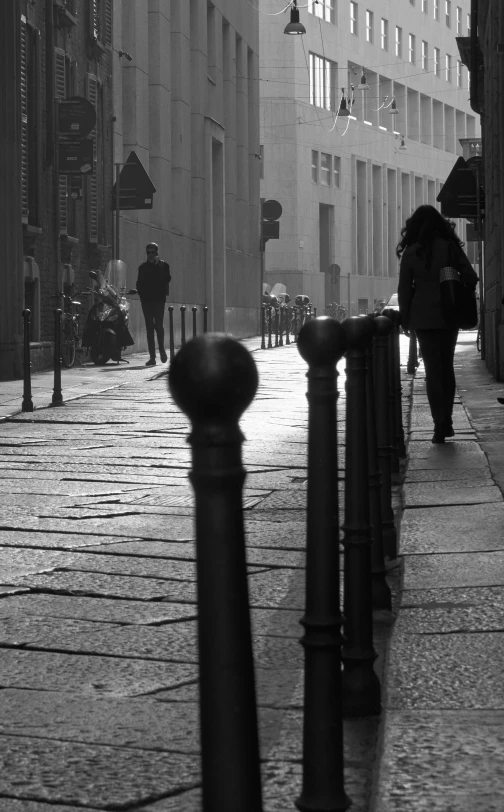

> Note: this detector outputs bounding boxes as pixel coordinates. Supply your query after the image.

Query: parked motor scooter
[81,263,135,365]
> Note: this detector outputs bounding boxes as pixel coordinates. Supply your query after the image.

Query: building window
[434,46,440,76]
[350,1,358,35]
[456,5,462,34]
[21,17,42,228]
[421,40,428,71]
[433,0,439,20]
[422,0,428,12]
[320,153,331,185]
[395,26,402,57]
[333,156,341,187]
[381,18,388,50]
[309,52,337,111]
[365,10,373,43]
[445,0,451,27]
[456,60,462,88]
[408,33,416,63]
[308,0,336,24]
[312,150,319,183]
[445,53,452,82]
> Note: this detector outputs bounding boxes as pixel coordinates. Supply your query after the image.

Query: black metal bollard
[296,318,351,812]
[341,316,381,717]
[168,306,175,361]
[192,306,198,339]
[267,306,273,349]
[180,305,186,346]
[203,306,208,333]
[21,309,33,412]
[374,316,398,559]
[274,306,280,347]
[261,305,266,350]
[50,309,64,407]
[285,306,291,345]
[365,316,392,611]
[407,329,418,374]
[279,306,284,347]
[313,307,317,319]
[168,335,263,812]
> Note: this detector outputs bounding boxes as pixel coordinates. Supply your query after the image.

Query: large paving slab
[372,710,504,812]
[403,550,504,589]
[0,734,200,808]
[386,630,504,709]
[0,593,195,625]
[403,481,502,506]
[399,502,504,554]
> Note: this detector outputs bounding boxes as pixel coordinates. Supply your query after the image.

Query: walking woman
[397,205,478,443]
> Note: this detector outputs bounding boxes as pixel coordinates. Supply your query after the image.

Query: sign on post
[111,151,156,210]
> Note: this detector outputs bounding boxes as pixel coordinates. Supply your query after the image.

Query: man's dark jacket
[136,260,171,303]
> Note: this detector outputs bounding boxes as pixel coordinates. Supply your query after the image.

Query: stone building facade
[0,0,114,377]
[259,0,479,315]
[113,0,260,347]
[472,0,504,378]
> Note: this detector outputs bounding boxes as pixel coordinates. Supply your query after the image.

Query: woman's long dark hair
[396,204,463,264]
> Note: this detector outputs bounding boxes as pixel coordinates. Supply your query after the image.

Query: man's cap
[146,242,159,252]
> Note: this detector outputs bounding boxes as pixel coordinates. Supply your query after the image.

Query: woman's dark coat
[398,236,478,330]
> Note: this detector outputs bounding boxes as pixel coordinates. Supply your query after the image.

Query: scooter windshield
[106,259,127,292]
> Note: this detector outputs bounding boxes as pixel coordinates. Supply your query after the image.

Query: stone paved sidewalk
[371,331,504,811]
[0,332,411,811]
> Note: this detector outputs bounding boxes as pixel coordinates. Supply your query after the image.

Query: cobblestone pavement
[0,332,407,810]
[371,331,504,812]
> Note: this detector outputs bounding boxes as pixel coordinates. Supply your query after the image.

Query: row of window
[350,1,469,34]
[311,152,341,187]
[309,52,466,119]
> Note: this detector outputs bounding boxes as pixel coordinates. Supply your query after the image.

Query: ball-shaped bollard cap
[168,334,258,425]
[297,316,347,368]
[342,315,375,350]
[374,314,394,336]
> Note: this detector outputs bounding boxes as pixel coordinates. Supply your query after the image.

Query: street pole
[115,162,120,261]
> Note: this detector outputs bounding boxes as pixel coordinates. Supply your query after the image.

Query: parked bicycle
[50,291,90,368]
[325,301,347,322]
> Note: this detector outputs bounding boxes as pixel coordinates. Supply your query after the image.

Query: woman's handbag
[439,265,478,330]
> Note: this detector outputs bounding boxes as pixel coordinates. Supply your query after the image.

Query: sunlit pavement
[0,329,503,810]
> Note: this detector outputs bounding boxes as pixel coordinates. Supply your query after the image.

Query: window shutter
[104,0,112,44]
[87,73,98,243]
[20,16,28,221]
[54,48,67,234]
[90,0,99,41]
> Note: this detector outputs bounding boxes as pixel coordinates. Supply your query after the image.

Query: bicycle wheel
[61,319,76,368]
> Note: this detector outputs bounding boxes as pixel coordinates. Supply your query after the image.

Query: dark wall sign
[58,97,97,138]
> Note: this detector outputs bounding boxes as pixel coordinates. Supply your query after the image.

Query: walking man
[136,243,171,365]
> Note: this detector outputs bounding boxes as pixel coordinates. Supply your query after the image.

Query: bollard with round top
[374,315,398,559]
[192,306,198,339]
[341,316,381,717]
[50,309,64,407]
[203,305,208,333]
[261,304,266,350]
[21,309,33,412]
[296,317,351,812]
[168,335,263,811]
[365,316,391,611]
[168,306,175,360]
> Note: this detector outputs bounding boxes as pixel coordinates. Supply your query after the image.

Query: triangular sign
[437,156,484,219]
[111,151,156,210]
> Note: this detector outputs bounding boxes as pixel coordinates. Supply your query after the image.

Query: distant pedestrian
[136,243,171,366]
[397,205,478,443]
